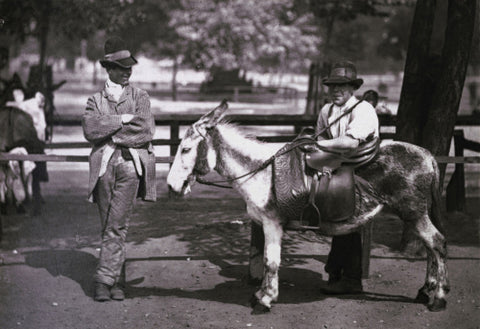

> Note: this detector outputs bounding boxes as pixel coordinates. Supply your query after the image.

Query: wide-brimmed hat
[322,61,363,89]
[99,37,137,68]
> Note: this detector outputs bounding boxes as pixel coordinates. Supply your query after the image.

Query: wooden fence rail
[446,130,480,212]
[2,113,480,204]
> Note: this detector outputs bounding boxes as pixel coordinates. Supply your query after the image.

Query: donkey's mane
[215,122,279,162]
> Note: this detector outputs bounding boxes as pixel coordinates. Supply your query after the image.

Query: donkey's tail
[430,158,445,235]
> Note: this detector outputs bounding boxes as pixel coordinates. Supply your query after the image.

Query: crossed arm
[82,91,155,148]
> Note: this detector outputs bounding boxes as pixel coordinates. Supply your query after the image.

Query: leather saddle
[298,136,380,228]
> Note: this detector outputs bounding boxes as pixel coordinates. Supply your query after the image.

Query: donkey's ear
[198,99,229,128]
[206,99,228,128]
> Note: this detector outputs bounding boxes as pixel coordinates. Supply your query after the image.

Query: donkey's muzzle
[167,184,182,198]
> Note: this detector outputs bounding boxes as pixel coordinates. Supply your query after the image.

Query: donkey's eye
[181,147,191,154]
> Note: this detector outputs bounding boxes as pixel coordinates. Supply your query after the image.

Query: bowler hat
[99,37,137,68]
[322,61,363,89]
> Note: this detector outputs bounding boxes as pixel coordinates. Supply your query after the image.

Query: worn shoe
[94,282,111,302]
[327,272,342,284]
[321,277,363,295]
[110,284,125,301]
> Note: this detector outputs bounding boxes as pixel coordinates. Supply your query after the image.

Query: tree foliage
[168,0,320,72]
[376,7,414,61]
[0,0,142,66]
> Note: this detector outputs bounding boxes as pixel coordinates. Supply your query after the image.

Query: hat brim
[322,77,363,89]
[100,55,137,68]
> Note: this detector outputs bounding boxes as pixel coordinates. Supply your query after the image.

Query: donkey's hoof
[249,295,271,314]
[249,295,257,307]
[414,289,429,304]
[251,303,271,315]
[428,298,446,312]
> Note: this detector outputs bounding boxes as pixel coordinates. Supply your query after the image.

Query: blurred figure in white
[0,147,36,213]
[6,89,47,141]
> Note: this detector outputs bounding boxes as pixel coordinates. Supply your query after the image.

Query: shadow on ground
[19,249,416,309]
[23,249,97,298]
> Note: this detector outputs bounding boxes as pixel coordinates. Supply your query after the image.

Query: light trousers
[93,157,139,286]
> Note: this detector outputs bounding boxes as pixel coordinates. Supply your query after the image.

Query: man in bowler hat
[82,37,156,301]
[315,61,379,294]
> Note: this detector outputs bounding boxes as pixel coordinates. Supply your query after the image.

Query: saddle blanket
[272,141,382,225]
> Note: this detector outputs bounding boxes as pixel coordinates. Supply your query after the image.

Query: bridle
[194,100,362,189]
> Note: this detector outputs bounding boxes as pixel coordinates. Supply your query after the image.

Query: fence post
[446,130,466,211]
[233,87,239,103]
[170,122,180,158]
[361,221,373,278]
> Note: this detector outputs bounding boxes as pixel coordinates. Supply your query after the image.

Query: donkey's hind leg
[412,213,449,311]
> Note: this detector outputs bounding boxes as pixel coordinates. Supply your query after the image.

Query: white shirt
[316,96,379,142]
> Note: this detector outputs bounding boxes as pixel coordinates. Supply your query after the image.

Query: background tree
[0,0,143,139]
[169,0,320,75]
[305,0,399,114]
[395,0,476,252]
[395,0,476,173]
[376,6,414,64]
[470,3,480,75]
[108,0,186,100]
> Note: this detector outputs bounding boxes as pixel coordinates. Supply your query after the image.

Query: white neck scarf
[105,79,124,102]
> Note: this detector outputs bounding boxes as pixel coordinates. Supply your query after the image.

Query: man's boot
[321,277,363,295]
[94,282,111,302]
[110,283,125,301]
[111,263,126,301]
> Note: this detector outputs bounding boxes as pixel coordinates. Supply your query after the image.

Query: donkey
[167,100,449,313]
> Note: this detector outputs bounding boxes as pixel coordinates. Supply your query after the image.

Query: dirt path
[0,168,479,329]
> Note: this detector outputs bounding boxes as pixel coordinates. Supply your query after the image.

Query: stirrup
[285,173,322,231]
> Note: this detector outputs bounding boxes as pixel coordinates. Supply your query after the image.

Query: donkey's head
[167,100,228,196]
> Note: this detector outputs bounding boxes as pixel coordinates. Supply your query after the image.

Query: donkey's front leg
[252,220,283,314]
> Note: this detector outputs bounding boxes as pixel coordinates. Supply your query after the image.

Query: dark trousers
[325,231,362,280]
[93,158,139,286]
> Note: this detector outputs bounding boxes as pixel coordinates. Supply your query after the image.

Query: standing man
[315,61,379,294]
[82,37,156,302]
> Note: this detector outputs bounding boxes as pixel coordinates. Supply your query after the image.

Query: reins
[196,100,363,188]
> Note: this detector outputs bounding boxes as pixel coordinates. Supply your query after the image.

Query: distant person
[362,89,393,115]
[315,61,379,295]
[82,37,156,302]
[2,73,49,215]
[362,89,379,107]
[6,88,47,141]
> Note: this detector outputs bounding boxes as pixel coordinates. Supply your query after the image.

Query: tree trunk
[396,0,476,171]
[396,0,476,252]
[395,0,436,144]
[171,56,178,101]
[37,0,51,76]
[422,0,476,158]
[395,0,436,253]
